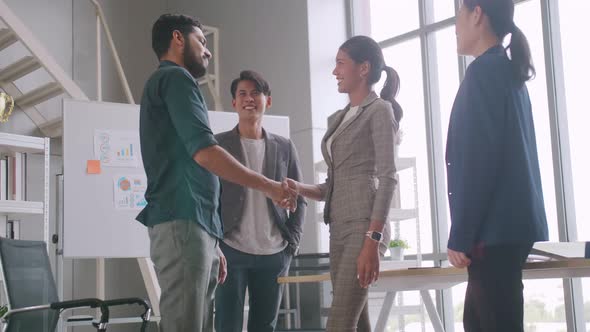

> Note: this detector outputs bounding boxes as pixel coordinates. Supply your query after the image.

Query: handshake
[266,178,300,212]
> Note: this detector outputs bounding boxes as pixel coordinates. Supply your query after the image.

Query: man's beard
[183,43,207,79]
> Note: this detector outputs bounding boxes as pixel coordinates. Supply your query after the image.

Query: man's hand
[357,239,380,289]
[284,178,299,194]
[217,246,227,284]
[266,179,297,212]
[447,248,471,268]
[279,178,300,210]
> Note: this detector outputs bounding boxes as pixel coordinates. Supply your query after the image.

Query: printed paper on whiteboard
[94,129,140,167]
[113,175,148,210]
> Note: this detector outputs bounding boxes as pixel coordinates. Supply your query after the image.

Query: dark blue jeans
[215,241,292,332]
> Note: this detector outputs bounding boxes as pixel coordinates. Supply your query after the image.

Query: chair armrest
[2,298,109,326]
[50,297,104,310]
[51,298,109,329]
[102,297,152,321]
[2,304,52,320]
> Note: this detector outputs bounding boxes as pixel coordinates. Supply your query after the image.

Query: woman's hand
[357,238,380,288]
[447,248,471,268]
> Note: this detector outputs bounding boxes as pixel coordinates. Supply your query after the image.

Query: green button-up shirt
[136,60,223,239]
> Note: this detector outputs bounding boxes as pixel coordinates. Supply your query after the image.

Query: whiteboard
[63,99,290,258]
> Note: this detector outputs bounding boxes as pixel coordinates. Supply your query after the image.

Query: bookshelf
[0,132,50,245]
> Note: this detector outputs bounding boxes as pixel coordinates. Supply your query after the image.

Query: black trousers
[463,243,533,332]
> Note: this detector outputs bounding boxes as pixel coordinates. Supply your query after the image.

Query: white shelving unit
[0,132,50,246]
[388,156,422,266]
[0,132,50,332]
[374,156,426,332]
[0,200,43,215]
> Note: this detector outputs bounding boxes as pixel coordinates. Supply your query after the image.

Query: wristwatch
[365,230,383,243]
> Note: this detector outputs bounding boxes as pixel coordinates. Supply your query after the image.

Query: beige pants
[149,220,220,332]
[326,220,386,332]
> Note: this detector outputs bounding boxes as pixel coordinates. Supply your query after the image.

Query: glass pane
[559,0,590,242]
[515,2,564,329]
[523,279,567,331]
[380,38,433,255]
[369,0,420,42]
[436,26,465,329]
[432,0,456,23]
[558,0,590,327]
[432,26,460,236]
[514,0,559,240]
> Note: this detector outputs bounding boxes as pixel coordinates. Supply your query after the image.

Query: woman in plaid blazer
[286,35,403,331]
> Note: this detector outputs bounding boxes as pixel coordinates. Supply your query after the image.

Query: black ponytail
[381,66,403,123]
[507,25,536,83]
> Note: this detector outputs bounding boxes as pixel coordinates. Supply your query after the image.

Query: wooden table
[278,259,590,332]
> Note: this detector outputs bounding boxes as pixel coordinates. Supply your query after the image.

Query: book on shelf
[0,159,6,200]
[0,152,26,201]
[6,219,20,239]
[0,216,6,237]
[21,153,26,201]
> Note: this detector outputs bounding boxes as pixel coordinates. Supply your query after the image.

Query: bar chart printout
[94,129,140,168]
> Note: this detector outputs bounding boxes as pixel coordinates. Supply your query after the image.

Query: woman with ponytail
[286,35,402,331]
[446,0,548,331]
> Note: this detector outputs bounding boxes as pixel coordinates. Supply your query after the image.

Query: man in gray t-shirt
[214,70,306,332]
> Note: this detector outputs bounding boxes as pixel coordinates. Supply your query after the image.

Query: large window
[434,26,460,237]
[514,2,565,328]
[559,0,590,329]
[514,0,558,240]
[356,0,588,330]
[381,39,433,255]
[435,26,460,146]
[559,0,590,248]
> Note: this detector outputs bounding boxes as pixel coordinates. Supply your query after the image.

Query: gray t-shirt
[223,137,288,255]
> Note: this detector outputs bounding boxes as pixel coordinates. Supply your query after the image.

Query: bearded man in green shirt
[137,14,296,332]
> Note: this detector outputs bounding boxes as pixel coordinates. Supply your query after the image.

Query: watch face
[371,232,382,241]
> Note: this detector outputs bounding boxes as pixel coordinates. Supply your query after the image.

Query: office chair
[0,237,151,332]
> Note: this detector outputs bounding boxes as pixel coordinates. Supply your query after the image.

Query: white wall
[167,0,313,126]
[72,0,167,104]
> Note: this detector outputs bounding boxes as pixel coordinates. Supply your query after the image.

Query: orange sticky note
[87,160,101,174]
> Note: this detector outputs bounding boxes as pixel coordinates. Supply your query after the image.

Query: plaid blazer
[318,92,398,225]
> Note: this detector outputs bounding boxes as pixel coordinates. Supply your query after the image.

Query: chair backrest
[0,237,59,332]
